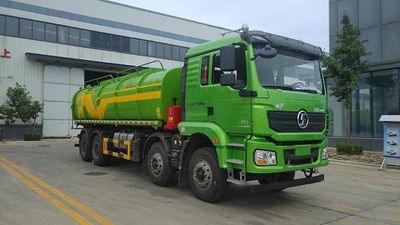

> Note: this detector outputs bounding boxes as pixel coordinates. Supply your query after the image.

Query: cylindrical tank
[71,68,182,122]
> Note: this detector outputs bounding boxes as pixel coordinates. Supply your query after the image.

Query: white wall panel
[43,102,70,120]
[70,68,84,85]
[42,66,84,137]
[42,120,69,137]
[44,66,69,84]
[69,85,81,100]
[43,83,70,102]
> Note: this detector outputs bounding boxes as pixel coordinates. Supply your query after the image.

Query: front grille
[268,111,325,132]
[284,148,319,165]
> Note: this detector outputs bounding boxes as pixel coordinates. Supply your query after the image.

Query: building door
[42,66,84,137]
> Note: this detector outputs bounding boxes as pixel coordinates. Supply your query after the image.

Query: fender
[143,132,173,159]
[178,121,230,168]
[178,121,229,147]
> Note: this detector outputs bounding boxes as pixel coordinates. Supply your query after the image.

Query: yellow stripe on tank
[97,82,162,99]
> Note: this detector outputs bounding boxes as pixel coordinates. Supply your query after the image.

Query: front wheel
[188,147,227,203]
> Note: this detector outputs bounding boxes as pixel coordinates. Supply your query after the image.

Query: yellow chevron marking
[77,83,162,120]
[97,91,161,119]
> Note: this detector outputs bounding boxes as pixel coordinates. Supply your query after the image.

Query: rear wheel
[79,131,91,162]
[91,134,110,166]
[147,142,176,186]
[188,147,227,203]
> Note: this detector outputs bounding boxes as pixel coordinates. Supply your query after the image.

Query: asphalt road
[0,139,399,225]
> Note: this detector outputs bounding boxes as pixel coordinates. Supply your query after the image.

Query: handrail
[116,60,164,77]
[84,74,114,85]
[83,60,164,87]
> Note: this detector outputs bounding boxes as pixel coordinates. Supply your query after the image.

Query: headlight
[322,147,329,160]
[254,150,277,166]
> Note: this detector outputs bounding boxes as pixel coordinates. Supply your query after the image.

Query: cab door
[198,45,252,135]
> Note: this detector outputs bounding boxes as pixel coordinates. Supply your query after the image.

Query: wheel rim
[150,152,163,177]
[193,159,212,189]
[93,141,100,159]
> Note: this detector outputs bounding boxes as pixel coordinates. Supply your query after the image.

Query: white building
[0,0,227,138]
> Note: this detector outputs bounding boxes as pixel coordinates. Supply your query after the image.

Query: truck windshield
[254,48,323,94]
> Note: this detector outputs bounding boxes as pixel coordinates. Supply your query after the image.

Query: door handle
[207,106,214,116]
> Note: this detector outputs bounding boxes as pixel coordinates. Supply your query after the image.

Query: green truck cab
[73,26,328,202]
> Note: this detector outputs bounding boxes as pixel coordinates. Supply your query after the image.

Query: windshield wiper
[264,85,319,93]
[294,88,319,94]
[263,85,295,91]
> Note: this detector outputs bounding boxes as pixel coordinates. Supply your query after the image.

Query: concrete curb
[329,159,400,171]
[329,159,380,167]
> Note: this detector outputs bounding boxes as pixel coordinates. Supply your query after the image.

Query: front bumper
[247,174,324,193]
[246,136,329,174]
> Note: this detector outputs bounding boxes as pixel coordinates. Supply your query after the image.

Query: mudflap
[247,174,324,193]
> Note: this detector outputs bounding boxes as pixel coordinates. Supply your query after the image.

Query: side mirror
[220,73,237,86]
[220,45,236,71]
[258,44,277,58]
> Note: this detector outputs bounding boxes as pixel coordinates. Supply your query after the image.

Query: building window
[19,19,32,39]
[351,73,372,137]
[138,40,147,56]
[69,28,80,46]
[0,15,4,35]
[179,47,187,61]
[91,31,102,49]
[120,36,129,52]
[101,33,112,50]
[156,42,163,58]
[371,69,399,137]
[57,26,68,43]
[33,22,45,41]
[0,14,190,62]
[148,41,156,57]
[130,38,139,54]
[200,56,209,85]
[45,23,56,42]
[172,46,180,61]
[110,35,120,51]
[5,16,19,37]
[163,44,172,59]
[80,30,90,47]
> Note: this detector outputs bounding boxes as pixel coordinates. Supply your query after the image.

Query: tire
[188,147,227,203]
[91,134,110,166]
[79,131,92,162]
[147,142,176,186]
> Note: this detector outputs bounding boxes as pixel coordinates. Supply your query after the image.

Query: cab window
[212,47,247,87]
[200,56,209,86]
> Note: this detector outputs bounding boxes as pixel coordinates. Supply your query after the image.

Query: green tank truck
[72,26,329,202]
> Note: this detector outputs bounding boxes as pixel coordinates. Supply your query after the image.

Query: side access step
[248,174,324,193]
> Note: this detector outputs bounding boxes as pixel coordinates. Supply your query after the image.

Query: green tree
[0,83,43,138]
[321,14,369,143]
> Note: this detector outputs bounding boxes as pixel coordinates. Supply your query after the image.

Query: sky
[113,0,329,51]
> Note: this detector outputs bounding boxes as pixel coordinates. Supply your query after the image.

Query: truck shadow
[108,160,310,205]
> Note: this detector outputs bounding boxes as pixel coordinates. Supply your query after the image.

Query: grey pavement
[0,139,399,225]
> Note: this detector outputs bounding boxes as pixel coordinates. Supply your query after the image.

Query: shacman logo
[297,110,309,129]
